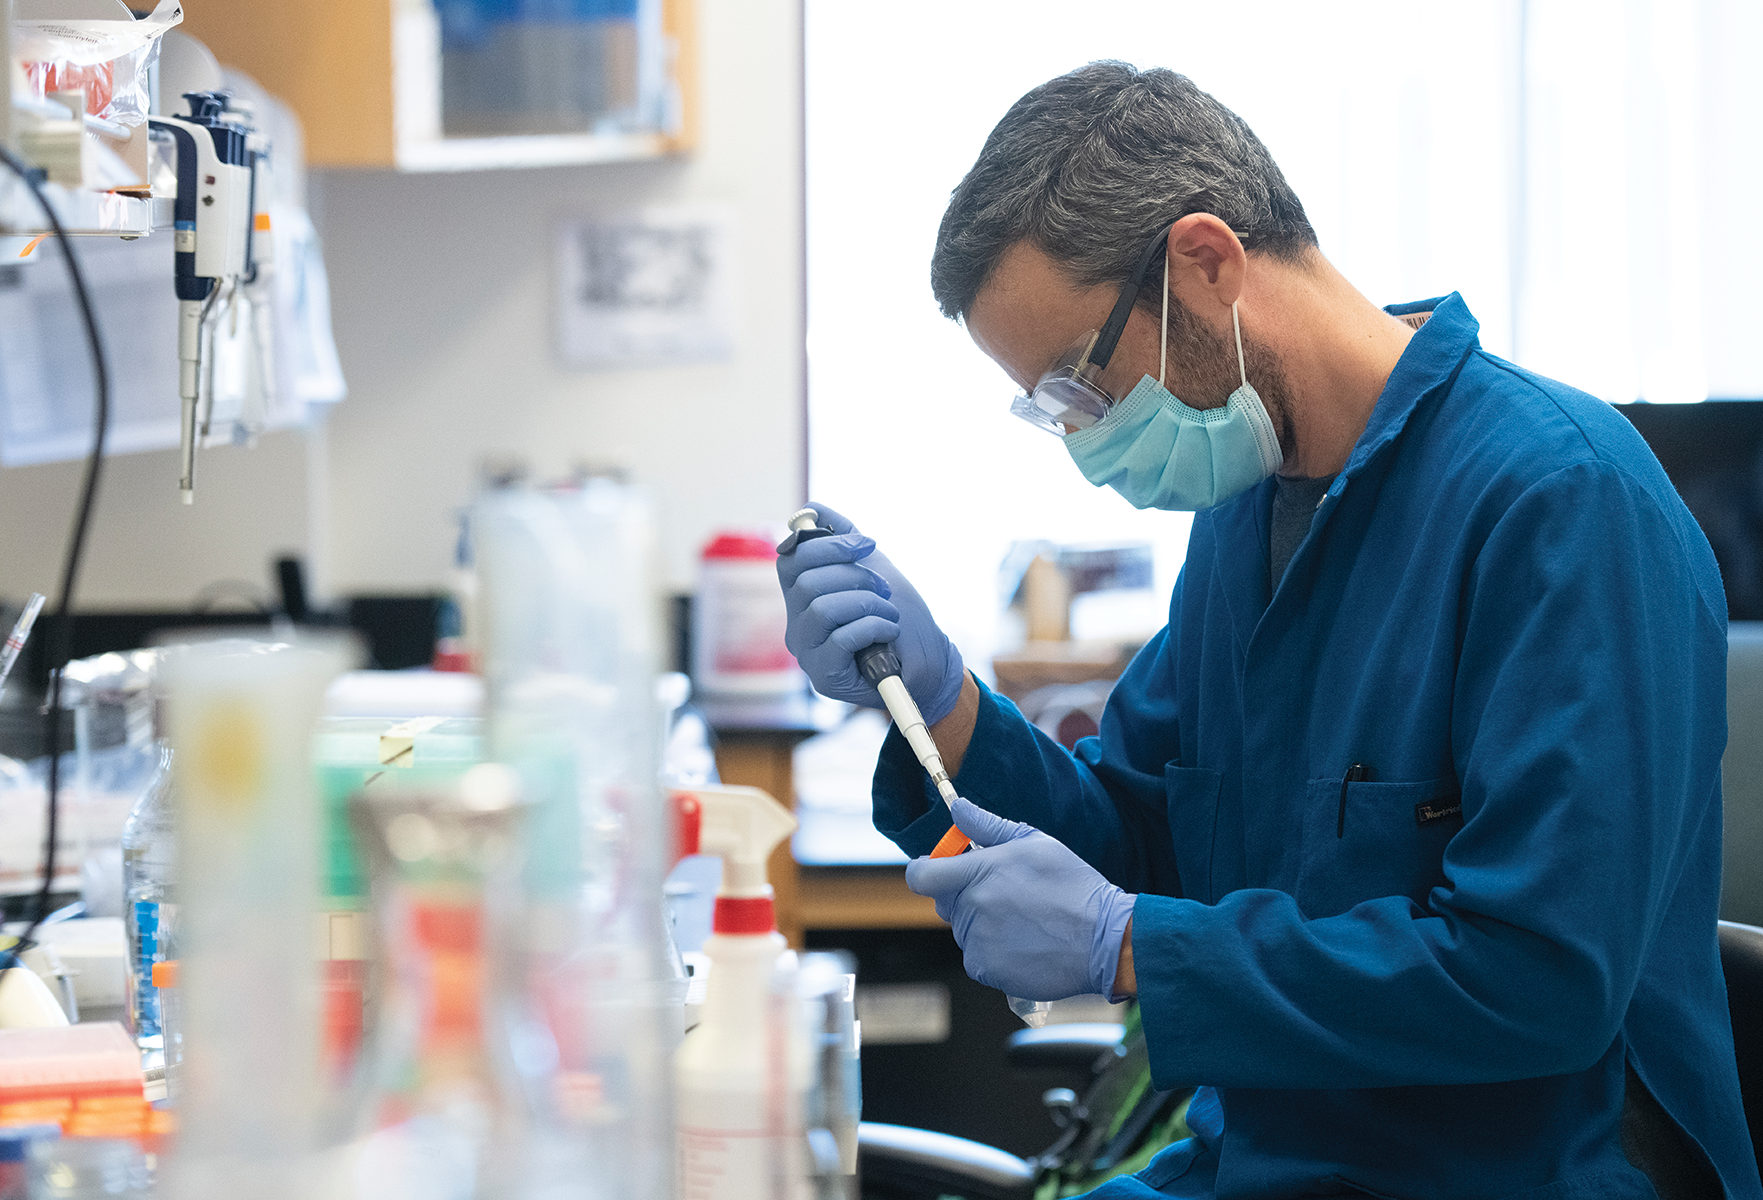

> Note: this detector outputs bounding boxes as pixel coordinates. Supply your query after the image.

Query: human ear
[1165,214,1246,314]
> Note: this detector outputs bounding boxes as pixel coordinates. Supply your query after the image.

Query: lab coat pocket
[1164,764,1224,904]
[1297,775,1460,919]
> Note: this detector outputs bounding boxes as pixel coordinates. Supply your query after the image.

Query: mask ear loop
[1159,251,1169,389]
[1232,301,1247,388]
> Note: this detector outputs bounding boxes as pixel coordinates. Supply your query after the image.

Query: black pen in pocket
[1338,763,1370,838]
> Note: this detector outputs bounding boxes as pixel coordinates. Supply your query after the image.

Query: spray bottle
[675,786,811,1200]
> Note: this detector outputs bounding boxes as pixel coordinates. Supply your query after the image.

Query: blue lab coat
[872,294,1760,1198]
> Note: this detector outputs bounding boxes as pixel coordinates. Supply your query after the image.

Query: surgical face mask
[1007,223,1283,511]
[1064,290,1283,511]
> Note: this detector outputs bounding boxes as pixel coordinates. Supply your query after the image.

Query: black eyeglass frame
[1085,221,1181,378]
[1008,222,1253,436]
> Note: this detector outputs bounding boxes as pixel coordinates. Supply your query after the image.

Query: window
[805,0,1763,676]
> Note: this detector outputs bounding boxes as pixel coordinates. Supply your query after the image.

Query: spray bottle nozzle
[670,786,798,935]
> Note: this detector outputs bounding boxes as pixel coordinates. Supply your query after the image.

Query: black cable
[0,147,111,971]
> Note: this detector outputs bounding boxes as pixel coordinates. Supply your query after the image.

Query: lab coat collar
[1203,292,1480,645]
[1326,292,1479,497]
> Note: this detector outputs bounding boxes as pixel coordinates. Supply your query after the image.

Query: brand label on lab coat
[1415,799,1463,826]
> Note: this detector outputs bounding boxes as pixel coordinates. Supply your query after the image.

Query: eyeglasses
[1008,222,1250,436]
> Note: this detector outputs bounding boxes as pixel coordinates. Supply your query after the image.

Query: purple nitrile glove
[775,501,965,725]
[904,798,1137,1002]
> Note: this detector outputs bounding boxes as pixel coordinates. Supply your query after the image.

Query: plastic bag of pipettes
[13,0,183,127]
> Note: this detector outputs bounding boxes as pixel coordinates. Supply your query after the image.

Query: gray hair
[930,62,1318,320]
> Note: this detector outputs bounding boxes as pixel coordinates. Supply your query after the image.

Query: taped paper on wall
[555,202,739,368]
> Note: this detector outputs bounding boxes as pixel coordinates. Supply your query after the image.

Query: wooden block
[991,640,1133,703]
[797,868,944,931]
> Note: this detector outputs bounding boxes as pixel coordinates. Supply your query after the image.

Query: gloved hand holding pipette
[782,506,971,856]
[905,798,1139,1003]
[779,508,1060,1023]
[777,502,966,726]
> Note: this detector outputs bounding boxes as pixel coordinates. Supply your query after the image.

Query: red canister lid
[702,532,777,561]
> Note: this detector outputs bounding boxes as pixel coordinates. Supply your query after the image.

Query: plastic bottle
[63,650,163,925]
[692,533,804,697]
[120,742,173,1051]
[675,785,812,1200]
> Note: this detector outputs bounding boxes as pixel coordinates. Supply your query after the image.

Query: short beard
[1157,296,1297,471]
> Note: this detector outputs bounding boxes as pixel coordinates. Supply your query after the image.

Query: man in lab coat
[778,62,1757,1199]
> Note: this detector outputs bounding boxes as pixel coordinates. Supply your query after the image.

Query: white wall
[0,0,804,611]
[0,429,310,609]
[316,0,805,601]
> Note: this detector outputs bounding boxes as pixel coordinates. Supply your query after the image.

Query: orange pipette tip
[930,824,971,859]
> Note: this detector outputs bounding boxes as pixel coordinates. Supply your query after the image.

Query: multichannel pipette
[784,508,1052,1028]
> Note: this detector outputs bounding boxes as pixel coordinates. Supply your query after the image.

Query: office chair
[858,1007,1193,1200]
[860,926,1763,1198]
[1726,625,1763,926]
[1720,920,1763,1181]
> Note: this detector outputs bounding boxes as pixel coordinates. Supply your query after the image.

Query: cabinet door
[179,0,697,171]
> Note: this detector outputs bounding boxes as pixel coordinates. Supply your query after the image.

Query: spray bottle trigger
[671,790,703,865]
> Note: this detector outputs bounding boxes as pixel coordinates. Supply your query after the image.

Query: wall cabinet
[180,0,697,171]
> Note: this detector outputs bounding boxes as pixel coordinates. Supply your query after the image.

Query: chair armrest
[1005,1022,1126,1074]
[1719,919,1763,1181]
[857,1121,1036,1200]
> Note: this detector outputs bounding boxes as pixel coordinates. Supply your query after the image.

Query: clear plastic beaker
[343,763,582,1200]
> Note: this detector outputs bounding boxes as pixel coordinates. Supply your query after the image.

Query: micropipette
[786,509,969,858]
[149,93,255,503]
[0,593,47,700]
[784,508,1052,1027]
